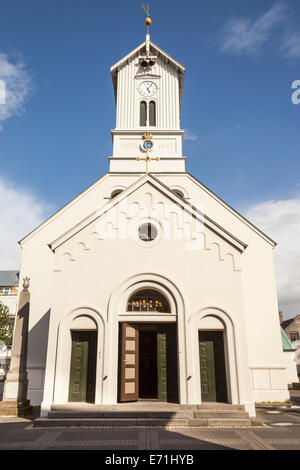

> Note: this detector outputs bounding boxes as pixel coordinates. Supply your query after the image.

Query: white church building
[18,27,291,418]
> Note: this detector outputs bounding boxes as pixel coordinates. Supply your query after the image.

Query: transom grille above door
[127,290,170,313]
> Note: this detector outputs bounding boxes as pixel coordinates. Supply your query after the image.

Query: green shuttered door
[199,331,227,403]
[157,331,167,401]
[69,331,97,403]
[157,324,178,402]
[69,334,89,402]
[199,339,216,402]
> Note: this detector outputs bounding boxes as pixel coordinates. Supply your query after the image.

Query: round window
[138,223,158,242]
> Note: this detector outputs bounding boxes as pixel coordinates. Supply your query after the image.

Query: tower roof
[110,39,186,106]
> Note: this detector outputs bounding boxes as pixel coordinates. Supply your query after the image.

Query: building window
[140,101,147,126]
[110,189,123,199]
[290,332,299,342]
[0,287,14,295]
[127,289,170,312]
[172,189,185,199]
[138,223,158,242]
[140,100,157,127]
[149,101,156,126]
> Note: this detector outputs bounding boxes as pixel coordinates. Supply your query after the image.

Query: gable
[156,173,277,247]
[50,175,246,273]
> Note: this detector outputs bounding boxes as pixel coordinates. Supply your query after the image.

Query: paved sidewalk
[0,414,299,450]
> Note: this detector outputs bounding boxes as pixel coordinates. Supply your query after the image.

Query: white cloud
[220,2,286,55]
[281,32,300,58]
[244,194,300,317]
[0,53,33,129]
[0,176,52,269]
[184,129,198,141]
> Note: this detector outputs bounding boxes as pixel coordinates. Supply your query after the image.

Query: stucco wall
[20,173,289,406]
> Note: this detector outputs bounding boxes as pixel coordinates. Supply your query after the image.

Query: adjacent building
[0,271,19,378]
[281,313,300,378]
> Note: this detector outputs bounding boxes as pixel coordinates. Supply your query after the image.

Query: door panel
[120,323,139,402]
[199,331,228,403]
[157,331,167,401]
[199,338,216,402]
[69,332,89,402]
[157,324,178,403]
[86,332,98,403]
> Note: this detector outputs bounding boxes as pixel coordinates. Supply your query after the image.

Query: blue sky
[0,0,300,317]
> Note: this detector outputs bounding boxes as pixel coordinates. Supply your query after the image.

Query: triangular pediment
[50,175,246,272]
[110,40,185,74]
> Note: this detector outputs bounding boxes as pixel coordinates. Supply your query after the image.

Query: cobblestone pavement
[0,406,299,450]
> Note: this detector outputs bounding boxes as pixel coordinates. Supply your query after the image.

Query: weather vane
[141,3,152,33]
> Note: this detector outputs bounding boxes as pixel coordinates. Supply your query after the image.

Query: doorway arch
[104,273,187,404]
[188,307,239,405]
[53,306,105,405]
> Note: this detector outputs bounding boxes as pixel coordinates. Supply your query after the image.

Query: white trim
[118,314,176,322]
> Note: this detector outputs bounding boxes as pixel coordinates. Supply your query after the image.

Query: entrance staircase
[34,402,262,427]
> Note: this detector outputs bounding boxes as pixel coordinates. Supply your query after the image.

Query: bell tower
[109,14,186,173]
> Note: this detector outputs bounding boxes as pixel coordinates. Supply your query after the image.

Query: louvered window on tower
[140,100,147,126]
[149,101,156,126]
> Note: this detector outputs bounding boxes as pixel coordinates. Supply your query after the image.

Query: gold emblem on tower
[143,132,152,140]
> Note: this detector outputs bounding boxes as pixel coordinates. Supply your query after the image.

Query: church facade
[19,31,290,417]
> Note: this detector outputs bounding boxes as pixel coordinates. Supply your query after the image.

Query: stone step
[48,410,195,419]
[34,417,191,428]
[194,410,249,419]
[190,418,252,427]
[197,403,245,411]
[35,417,253,428]
[34,416,253,428]
[36,402,254,428]
[50,404,196,412]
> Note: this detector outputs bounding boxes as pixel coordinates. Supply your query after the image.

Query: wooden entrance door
[68,331,97,403]
[157,324,178,402]
[119,323,178,403]
[139,330,157,399]
[199,331,227,403]
[120,323,139,402]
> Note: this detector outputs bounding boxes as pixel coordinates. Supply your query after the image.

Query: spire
[141,3,151,53]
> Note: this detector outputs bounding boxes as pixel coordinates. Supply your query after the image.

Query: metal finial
[23,277,30,291]
[141,3,152,34]
[141,3,150,17]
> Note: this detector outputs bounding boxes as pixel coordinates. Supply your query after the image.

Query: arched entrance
[118,289,178,403]
[52,308,104,407]
[189,308,240,405]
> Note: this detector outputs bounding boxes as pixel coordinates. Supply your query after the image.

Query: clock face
[139,81,157,97]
